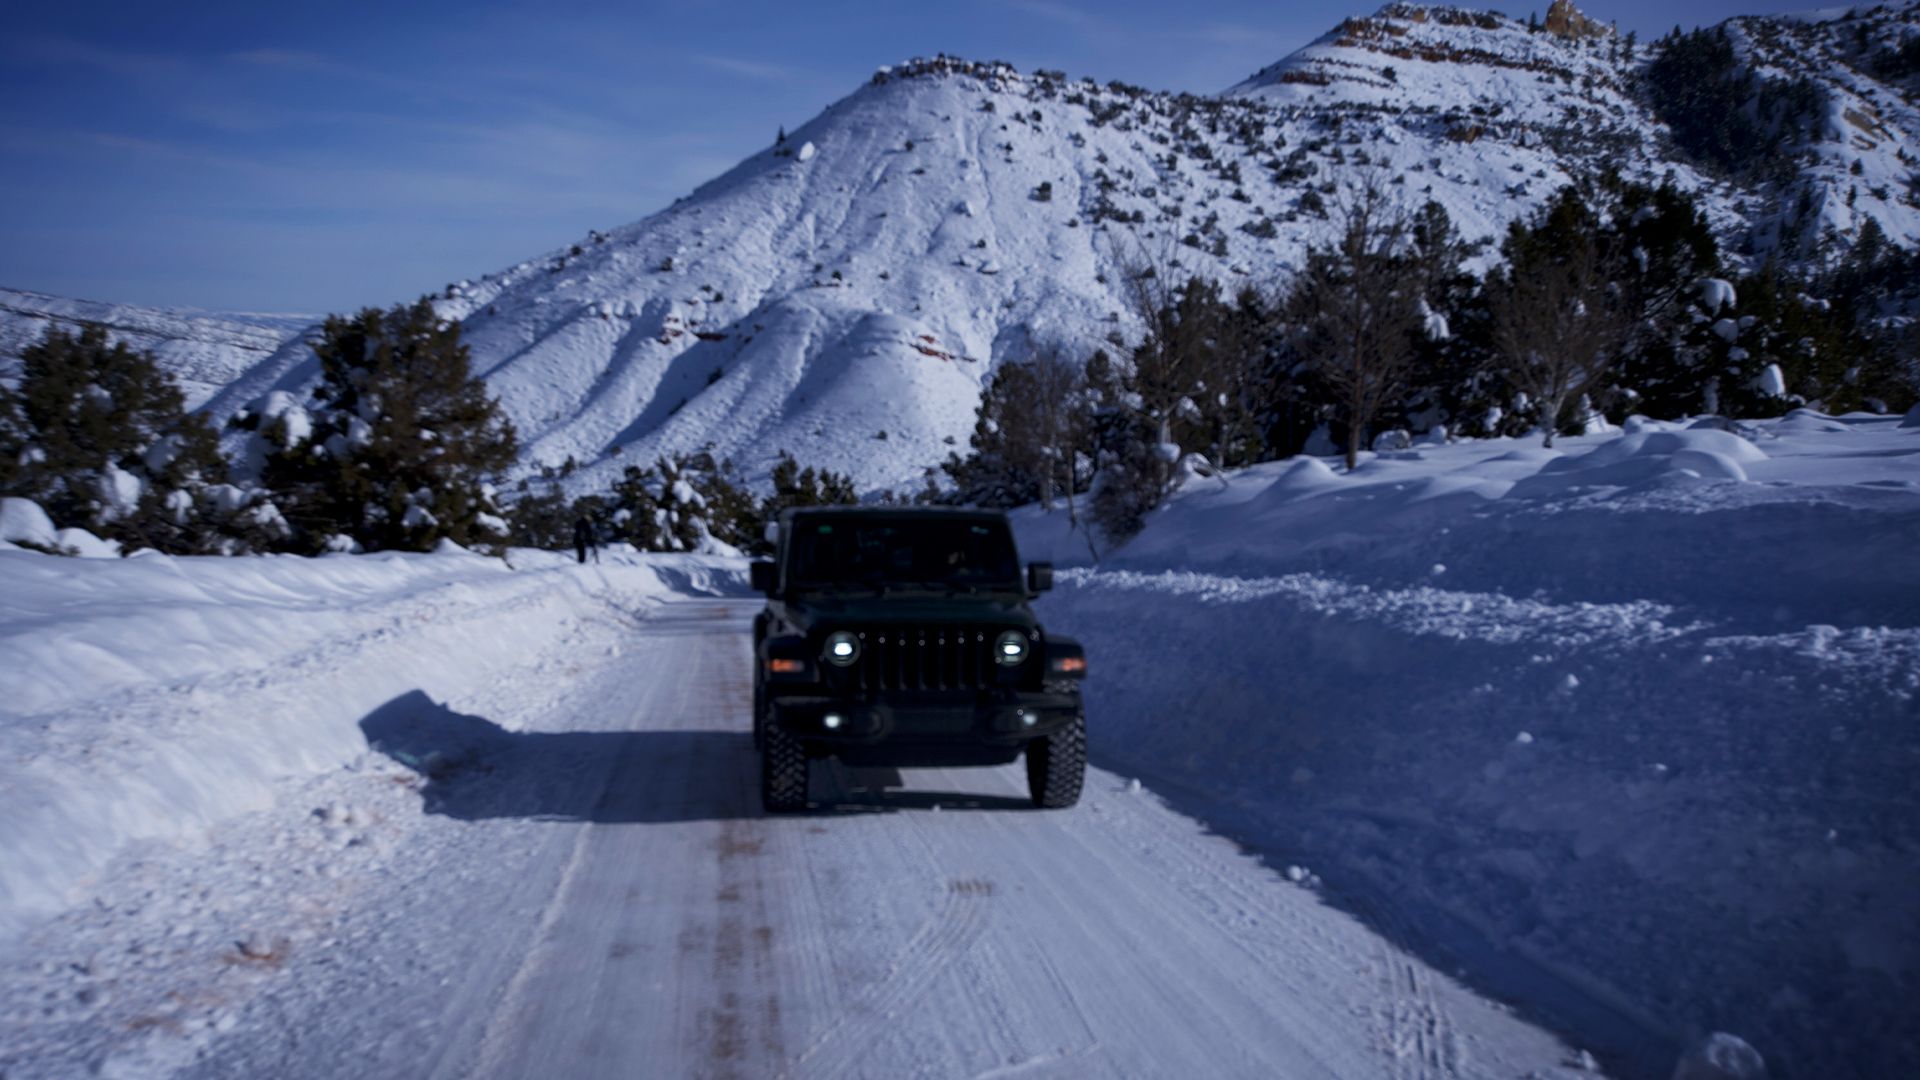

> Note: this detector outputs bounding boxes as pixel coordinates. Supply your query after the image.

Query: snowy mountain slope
[26,3,1920,498]
[1723,0,1920,251]
[339,8,1920,496]
[1228,1,1920,253]
[0,287,310,410]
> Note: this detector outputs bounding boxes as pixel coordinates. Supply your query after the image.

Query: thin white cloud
[226,48,337,72]
[1005,0,1102,32]
[1181,22,1306,54]
[692,54,795,83]
[6,34,181,79]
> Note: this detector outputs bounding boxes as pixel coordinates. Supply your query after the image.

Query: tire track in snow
[781,871,994,1078]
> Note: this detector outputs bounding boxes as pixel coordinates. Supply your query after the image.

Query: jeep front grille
[838,626,1007,692]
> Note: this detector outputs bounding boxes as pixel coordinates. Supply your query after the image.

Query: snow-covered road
[9,414,1916,1078]
[2,586,1589,1080]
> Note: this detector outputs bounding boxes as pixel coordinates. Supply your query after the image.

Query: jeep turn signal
[768,658,805,674]
[1050,655,1086,675]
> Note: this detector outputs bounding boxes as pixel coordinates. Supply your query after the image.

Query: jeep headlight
[994,630,1030,666]
[824,630,861,667]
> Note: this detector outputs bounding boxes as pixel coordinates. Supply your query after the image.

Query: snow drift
[0,546,743,941]
[1021,411,1920,1077]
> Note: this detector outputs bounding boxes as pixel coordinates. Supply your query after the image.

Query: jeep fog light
[824,631,860,666]
[994,630,1029,666]
[1018,709,1036,727]
[823,713,845,731]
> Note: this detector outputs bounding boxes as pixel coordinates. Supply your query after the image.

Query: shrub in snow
[1670,1032,1768,1080]
[754,451,857,552]
[563,451,760,556]
[1371,429,1413,452]
[1702,260,1914,418]
[0,496,60,550]
[0,324,279,554]
[255,299,517,554]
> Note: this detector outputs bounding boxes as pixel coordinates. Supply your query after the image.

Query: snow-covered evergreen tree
[0,325,284,553]
[1485,184,1633,446]
[252,300,516,553]
[942,349,1091,512]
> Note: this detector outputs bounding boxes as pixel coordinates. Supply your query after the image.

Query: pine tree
[1281,182,1425,468]
[504,481,581,550]
[1085,349,1168,542]
[1400,201,1496,437]
[0,324,281,553]
[1605,179,1729,418]
[942,349,1090,511]
[758,451,858,551]
[256,299,517,553]
[595,452,765,554]
[1485,184,1635,445]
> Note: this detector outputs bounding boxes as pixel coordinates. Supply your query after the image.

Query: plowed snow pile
[1020,411,1920,1079]
[0,546,740,940]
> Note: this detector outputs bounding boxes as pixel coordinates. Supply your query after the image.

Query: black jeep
[749,507,1087,813]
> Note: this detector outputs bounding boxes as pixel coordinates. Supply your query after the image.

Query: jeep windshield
[788,517,1021,593]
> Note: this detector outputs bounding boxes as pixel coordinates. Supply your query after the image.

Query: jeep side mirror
[1027,562,1053,594]
[749,561,777,595]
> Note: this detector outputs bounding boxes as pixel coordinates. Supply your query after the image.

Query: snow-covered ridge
[0,288,312,410]
[200,6,1914,497]
[1231,3,1612,106]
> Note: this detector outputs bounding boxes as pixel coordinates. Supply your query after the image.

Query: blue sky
[1,0,1813,315]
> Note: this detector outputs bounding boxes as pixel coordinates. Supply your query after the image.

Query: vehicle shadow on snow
[360,691,1030,822]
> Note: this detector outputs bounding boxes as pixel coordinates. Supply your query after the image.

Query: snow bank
[1021,413,1920,1077]
[0,547,745,941]
[0,498,57,549]
[1510,427,1766,494]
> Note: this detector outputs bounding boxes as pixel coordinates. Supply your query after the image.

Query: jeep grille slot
[844,626,1001,692]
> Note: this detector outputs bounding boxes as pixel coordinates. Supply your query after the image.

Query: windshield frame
[784,515,1024,594]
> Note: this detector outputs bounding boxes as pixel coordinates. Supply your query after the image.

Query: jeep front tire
[761,721,808,813]
[1025,712,1085,809]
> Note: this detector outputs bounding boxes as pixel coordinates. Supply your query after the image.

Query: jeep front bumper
[770,689,1081,746]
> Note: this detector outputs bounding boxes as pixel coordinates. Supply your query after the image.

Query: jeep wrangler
[749,507,1087,813]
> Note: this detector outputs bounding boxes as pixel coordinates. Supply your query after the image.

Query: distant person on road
[573,515,599,564]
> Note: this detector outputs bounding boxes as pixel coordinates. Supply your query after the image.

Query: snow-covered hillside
[179,3,1918,498]
[0,288,309,410]
[6,3,1917,499]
